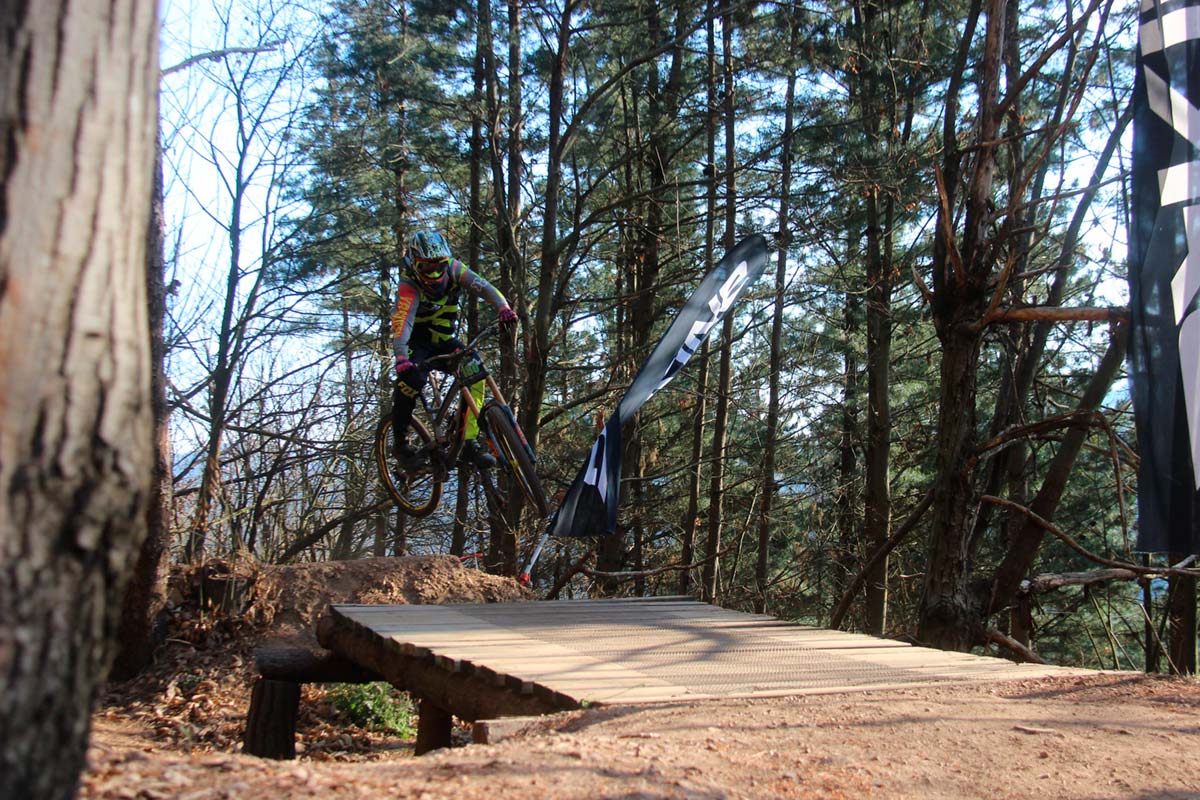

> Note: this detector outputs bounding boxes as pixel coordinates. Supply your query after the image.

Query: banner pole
[521,528,551,585]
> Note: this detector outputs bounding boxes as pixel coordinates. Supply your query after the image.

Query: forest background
[149,0,1197,675]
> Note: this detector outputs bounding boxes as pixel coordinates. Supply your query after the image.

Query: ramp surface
[324,596,1086,707]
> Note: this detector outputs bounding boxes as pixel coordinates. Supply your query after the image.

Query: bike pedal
[459,440,497,469]
[395,445,425,473]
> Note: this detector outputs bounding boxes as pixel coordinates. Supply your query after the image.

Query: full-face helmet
[408,230,453,290]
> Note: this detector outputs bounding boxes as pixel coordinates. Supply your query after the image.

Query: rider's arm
[392,277,420,360]
[450,259,509,312]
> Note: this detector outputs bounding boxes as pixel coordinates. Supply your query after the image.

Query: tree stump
[243,678,300,759]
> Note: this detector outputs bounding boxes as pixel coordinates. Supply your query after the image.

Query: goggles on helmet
[414,256,449,283]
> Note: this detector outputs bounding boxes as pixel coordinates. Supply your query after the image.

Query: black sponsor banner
[547,234,769,538]
[1130,0,1200,554]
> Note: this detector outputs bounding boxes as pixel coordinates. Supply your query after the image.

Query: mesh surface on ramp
[331,597,1086,704]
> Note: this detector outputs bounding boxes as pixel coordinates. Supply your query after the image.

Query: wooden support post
[243,677,300,759]
[414,697,453,755]
[242,643,382,760]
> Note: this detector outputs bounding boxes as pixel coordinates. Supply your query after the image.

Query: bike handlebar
[414,322,501,371]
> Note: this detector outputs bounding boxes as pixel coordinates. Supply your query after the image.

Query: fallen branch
[581,544,736,582]
[987,628,1048,664]
[544,550,594,600]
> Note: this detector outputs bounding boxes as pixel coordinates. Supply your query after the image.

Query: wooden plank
[392,641,878,658]
[336,620,794,634]
[338,618,801,633]
[334,596,699,609]
[472,659,667,686]
[333,605,774,623]
[332,600,713,616]
[471,716,547,745]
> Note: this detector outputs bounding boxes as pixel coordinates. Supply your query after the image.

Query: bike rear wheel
[482,404,549,518]
[375,415,443,517]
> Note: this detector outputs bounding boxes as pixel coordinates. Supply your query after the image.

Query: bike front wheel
[482,404,550,518]
[375,415,443,517]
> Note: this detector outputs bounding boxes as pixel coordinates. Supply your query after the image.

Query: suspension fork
[458,374,508,419]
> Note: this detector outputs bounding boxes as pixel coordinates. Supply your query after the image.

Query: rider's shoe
[394,442,424,472]
[459,439,497,469]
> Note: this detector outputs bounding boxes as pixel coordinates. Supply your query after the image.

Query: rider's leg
[458,349,488,441]
[392,370,425,454]
[464,379,486,439]
[457,348,495,468]
[392,341,431,455]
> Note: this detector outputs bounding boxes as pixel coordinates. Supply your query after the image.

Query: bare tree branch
[980,495,1200,580]
[162,43,284,77]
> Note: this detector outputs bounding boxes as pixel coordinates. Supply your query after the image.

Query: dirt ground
[81,557,1200,800]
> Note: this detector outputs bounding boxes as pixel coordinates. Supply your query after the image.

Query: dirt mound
[100,555,530,757]
[239,555,528,637]
[176,554,529,636]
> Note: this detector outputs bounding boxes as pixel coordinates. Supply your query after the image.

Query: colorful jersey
[392,258,509,358]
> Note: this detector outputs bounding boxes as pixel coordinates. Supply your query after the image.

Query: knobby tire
[483,406,550,518]
[375,416,443,517]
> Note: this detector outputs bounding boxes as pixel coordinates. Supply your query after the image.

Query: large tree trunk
[918,329,986,649]
[834,279,861,608]
[458,0,486,565]
[682,0,722,598]
[757,22,796,614]
[375,1,410,559]
[861,189,892,635]
[523,3,571,458]
[917,0,1004,650]
[702,0,737,603]
[112,140,173,681]
[1167,562,1197,675]
[479,0,530,575]
[679,341,709,596]
[856,0,895,633]
[0,3,159,797]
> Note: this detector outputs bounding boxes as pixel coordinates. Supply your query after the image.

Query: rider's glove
[498,306,518,329]
[395,356,415,375]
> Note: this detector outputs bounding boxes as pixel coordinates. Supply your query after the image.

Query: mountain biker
[392,229,518,470]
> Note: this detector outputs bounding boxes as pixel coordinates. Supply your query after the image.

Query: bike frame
[416,352,512,469]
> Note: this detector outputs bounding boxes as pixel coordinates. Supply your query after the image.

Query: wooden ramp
[316,596,1087,752]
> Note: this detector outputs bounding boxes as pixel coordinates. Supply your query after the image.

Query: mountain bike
[374,325,549,520]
